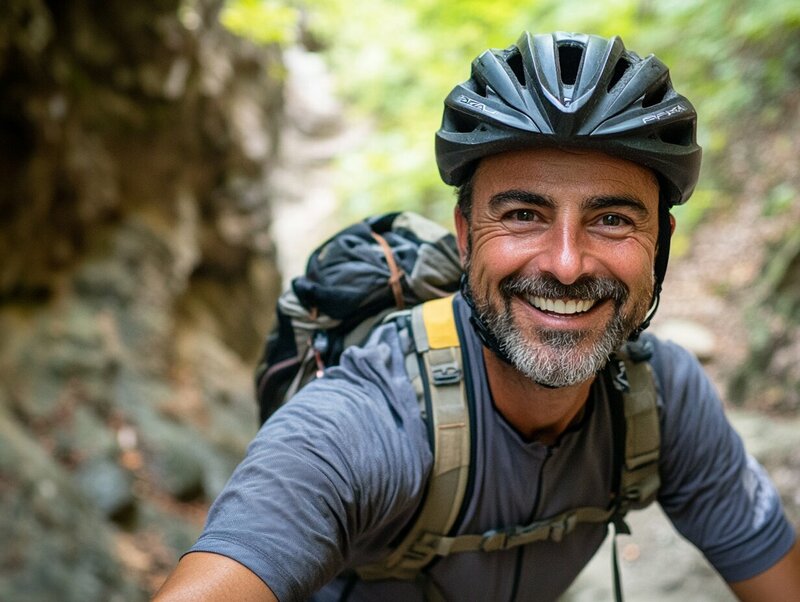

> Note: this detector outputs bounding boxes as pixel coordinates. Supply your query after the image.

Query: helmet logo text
[642,104,687,124]
[457,95,496,114]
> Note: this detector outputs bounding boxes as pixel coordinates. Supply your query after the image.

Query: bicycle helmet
[439,32,703,349]
[436,31,701,206]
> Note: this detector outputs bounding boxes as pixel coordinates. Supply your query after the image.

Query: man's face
[455,147,662,388]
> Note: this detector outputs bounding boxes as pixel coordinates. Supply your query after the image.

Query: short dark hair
[456,173,475,223]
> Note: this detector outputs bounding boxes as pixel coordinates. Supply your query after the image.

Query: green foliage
[763,183,797,217]
[221,0,800,228]
[220,0,300,45]
[670,188,724,257]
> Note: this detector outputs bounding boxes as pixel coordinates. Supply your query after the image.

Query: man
[155,32,800,601]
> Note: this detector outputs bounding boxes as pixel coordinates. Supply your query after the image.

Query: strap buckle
[516,512,579,545]
[546,513,578,542]
[431,361,462,385]
[479,512,579,552]
[480,529,508,552]
[404,543,435,563]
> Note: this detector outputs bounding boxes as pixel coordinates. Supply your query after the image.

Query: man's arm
[729,536,800,602]
[153,552,278,602]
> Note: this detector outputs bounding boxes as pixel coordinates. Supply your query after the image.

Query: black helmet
[435,31,701,206]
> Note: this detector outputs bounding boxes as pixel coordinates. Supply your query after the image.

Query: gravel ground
[563,504,735,602]
[562,409,800,601]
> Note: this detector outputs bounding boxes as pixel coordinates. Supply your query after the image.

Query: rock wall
[0,0,283,598]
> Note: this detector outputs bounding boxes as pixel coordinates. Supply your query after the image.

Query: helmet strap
[459,275,515,366]
[630,200,672,339]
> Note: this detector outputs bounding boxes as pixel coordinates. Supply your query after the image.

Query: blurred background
[1,0,799,600]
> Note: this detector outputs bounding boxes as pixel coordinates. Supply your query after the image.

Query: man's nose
[536,225,588,285]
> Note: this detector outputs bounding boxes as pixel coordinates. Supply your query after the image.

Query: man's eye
[600,214,625,227]
[511,209,536,222]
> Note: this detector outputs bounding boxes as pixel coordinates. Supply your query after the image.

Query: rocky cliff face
[0,1,282,598]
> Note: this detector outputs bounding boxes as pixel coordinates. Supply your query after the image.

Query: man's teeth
[528,296,597,315]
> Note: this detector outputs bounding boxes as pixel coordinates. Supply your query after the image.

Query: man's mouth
[526,296,598,315]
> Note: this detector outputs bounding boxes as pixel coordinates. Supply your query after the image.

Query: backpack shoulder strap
[357,295,471,581]
[606,340,661,602]
[610,341,661,516]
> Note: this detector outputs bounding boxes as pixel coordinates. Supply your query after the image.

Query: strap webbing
[606,343,661,602]
[370,230,406,309]
[614,346,661,512]
[357,296,470,581]
[611,522,625,602]
[407,505,614,557]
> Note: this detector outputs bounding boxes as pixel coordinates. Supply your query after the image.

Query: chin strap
[628,285,661,341]
[631,202,672,340]
[459,275,515,366]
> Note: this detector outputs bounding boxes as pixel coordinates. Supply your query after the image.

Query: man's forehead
[473,147,660,195]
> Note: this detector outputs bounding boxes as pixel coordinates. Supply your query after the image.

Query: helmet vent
[506,50,527,87]
[642,81,669,108]
[658,122,693,146]
[607,57,632,91]
[557,44,583,86]
[468,77,487,98]
[449,111,481,134]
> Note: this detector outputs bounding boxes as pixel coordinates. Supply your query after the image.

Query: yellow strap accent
[422,295,459,349]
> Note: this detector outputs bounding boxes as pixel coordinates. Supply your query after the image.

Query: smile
[526,296,597,315]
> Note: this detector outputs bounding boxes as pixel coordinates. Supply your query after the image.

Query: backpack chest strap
[407,505,615,557]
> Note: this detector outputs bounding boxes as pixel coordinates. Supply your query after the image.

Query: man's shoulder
[268,318,421,436]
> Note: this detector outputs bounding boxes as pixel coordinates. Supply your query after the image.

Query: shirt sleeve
[187,324,432,601]
[652,337,796,582]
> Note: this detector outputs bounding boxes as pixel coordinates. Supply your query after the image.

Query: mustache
[499,274,629,305]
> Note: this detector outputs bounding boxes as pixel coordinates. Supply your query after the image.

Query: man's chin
[501,338,599,388]
[476,293,639,384]
[536,328,594,348]
[505,321,633,387]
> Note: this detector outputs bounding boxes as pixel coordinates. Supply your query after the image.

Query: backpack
[254,212,660,601]
[255,211,462,423]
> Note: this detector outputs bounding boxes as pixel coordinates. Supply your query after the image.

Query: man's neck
[482,347,595,446]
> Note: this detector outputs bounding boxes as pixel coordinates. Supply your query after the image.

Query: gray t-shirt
[190,295,795,601]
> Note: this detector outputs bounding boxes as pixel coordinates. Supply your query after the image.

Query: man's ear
[454,205,469,264]
[669,213,676,236]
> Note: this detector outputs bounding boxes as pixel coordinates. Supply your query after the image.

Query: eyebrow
[582,195,651,218]
[488,190,555,210]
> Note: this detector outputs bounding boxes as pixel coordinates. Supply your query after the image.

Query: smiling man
[457,147,663,443]
[156,32,800,601]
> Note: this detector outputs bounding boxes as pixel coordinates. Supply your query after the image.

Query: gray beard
[469,274,642,388]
